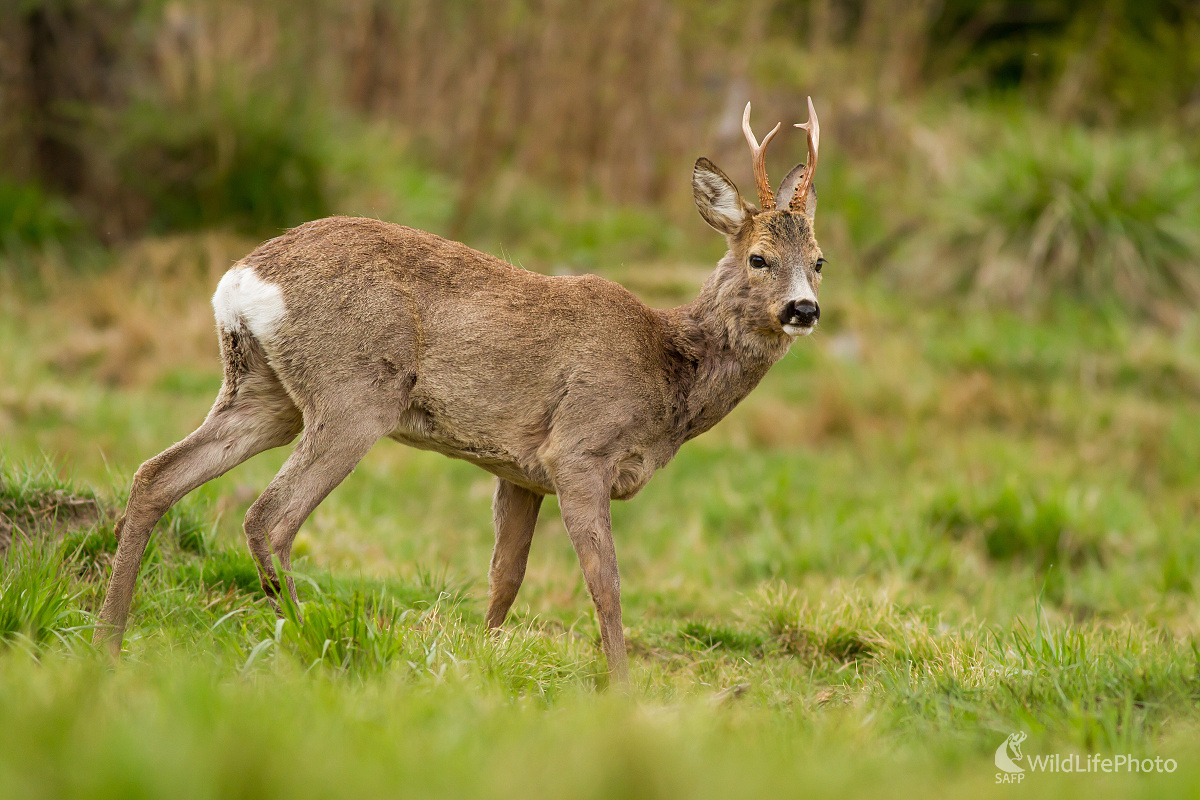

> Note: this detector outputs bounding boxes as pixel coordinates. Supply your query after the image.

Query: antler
[742,102,782,211]
[789,96,820,214]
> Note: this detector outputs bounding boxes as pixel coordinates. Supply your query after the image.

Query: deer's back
[228,216,689,496]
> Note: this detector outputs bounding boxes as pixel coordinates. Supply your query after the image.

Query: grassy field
[2,231,1200,798]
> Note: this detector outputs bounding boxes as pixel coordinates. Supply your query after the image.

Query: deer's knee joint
[131,458,160,489]
[243,498,271,538]
[125,472,173,522]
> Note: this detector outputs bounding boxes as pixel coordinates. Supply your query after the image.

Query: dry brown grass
[20,233,252,387]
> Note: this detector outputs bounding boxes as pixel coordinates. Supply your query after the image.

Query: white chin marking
[212,266,286,342]
[783,324,814,337]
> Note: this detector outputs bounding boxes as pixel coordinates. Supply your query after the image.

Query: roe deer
[94,99,824,682]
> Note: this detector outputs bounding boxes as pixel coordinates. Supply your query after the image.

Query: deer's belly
[388,408,554,494]
[388,404,667,500]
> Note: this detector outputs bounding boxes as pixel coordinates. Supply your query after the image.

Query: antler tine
[742,102,782,211]
[789,96,820,214]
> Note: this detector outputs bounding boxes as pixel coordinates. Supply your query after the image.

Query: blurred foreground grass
[2,234,1200,797]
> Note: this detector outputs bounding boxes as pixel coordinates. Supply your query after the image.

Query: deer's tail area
[92,267,302,654]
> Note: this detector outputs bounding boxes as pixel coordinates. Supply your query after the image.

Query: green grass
[0,539,88,650]
[2,252,1200,797]
[928,112,1200,309]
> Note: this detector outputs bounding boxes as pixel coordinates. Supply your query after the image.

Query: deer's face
[738,211,823,337]
[693,157,824,340]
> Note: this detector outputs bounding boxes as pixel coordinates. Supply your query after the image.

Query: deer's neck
[663,256,790,443]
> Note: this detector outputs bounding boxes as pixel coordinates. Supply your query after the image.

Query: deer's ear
[775,163,817,219]
[693,158,750,235]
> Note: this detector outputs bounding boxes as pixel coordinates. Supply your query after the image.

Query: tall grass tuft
[271,582,412,675]
[0,541,88,649]
[937,120,1200,310]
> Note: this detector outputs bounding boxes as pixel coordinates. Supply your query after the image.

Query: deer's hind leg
[485,479,543,628]
[94,331,302,652]
[241,401,398,609]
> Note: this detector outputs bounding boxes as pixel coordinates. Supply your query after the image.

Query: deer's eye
[749,254,768,269]
[814,258,825,274]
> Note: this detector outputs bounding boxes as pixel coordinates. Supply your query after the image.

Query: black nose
[780,299,820,327]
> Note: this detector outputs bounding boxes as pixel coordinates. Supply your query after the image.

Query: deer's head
[692,98,823,343]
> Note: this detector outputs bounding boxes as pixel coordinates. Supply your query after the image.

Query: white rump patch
[212,266,287,342]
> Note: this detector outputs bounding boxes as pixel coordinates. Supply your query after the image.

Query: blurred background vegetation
[1,0,1198,311]
[4,6,1200,795]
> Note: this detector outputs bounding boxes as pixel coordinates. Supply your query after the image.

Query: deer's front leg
[486,479,543,628]
[556,475,629,684]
